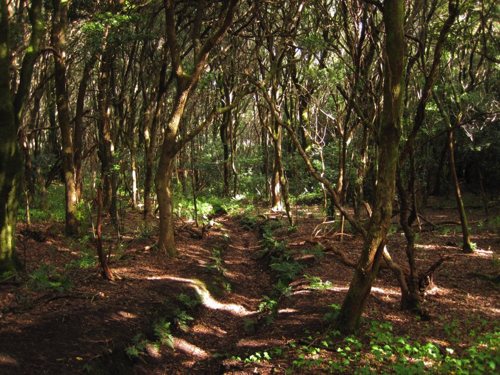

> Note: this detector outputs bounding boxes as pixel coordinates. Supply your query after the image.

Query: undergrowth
[234,317,500,374]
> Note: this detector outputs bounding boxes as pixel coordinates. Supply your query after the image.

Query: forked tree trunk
[335,0,404,334]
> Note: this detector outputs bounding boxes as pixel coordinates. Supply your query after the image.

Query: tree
[155,0,242,256]
[335,0,405,333]
[51,0,79,236]
[0,0,43,272]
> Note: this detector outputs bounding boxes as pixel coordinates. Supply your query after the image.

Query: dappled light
[163,276,255,316]
[174,337,210,359]
[1,0,499,373]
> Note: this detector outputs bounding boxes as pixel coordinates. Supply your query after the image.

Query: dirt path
[1,204,499,374]
[138,218,275,374]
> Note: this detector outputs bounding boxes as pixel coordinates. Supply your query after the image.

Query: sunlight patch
[174,337,210,359]
[417,244,440,250]
[192,323,227,337]
[425,285,450,296]
[0,353,18,365]
[473,248,493,258]
[371,286,400,296]
[164,276,255,316]
[237,338,284,348]
[278,308,298,314]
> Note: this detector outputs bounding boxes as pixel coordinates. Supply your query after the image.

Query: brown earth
[0,197,499,374]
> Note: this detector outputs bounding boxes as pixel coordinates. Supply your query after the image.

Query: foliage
[66,245,97,269]
[125,318,174,362]
[27,263,74,294]
[230,318,500,374]
[18,184,66,222]
[305,274,332,290]
[239,214,260,230]
[258,296,279,325]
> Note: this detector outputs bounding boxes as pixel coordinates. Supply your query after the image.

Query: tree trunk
[74,56,97,200]
[155,86,190,255]
[270,127,282,210]
[447,129,473,253]
[335,0,404,334]
[433,92,473,253]
[0,0,22,271]
[221,108,231,198]
[52,0,79,236]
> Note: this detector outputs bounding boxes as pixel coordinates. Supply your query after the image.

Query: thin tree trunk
[433,92,473,253]
[96,184,114,280]
[52,0,79,236]
[447,129,473,253]
[74,56,97,200]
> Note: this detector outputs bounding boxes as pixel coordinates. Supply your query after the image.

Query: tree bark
[74,56,97,200]
[335,0,405,334]
[155,0,239,255]
[0,0,22,272]
[52,0,79,236]
[433,92,473,253]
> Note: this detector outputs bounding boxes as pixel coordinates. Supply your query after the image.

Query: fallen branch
[324,246,358,268]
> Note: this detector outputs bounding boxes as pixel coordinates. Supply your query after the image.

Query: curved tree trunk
[447,129,473,253]
[335,0,405,334]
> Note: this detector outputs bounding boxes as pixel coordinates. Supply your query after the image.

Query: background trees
[1,0,499,329]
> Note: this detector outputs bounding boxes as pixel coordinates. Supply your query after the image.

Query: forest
[0,0,499,373]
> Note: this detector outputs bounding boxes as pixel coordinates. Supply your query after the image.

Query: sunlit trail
[148,276,256,316]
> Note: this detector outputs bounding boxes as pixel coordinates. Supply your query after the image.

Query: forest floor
[1,195,499,374]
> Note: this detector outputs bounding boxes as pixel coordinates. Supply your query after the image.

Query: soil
[0,197,499,374]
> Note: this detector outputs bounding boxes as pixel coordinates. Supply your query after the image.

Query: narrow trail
[145,217,276,374]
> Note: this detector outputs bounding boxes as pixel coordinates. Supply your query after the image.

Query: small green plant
[439,226,451,235]
[176,293,200,309]
[126,318,175,362]
[270,260,304,282]
[240,214,259,230]
[136,222,155,240]
[274,279,292,297]
[301,245,325,260]
[305,274,332,290]
[66,247,97,269]
[323,303,341,323]
[488,215,500,231]
[28,263,74,293]
[173,308,194,330]
[205,248,224,274]
[258,296,279,325]
[1,270,20,283]
[125,333,152,363]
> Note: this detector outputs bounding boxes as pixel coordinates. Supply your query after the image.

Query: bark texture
[335,0,405,334]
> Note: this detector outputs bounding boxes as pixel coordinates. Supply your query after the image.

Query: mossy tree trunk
[155,0,239,256]
[0,1,22,272]
[335,0,405,334]
[0,0,43,272]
